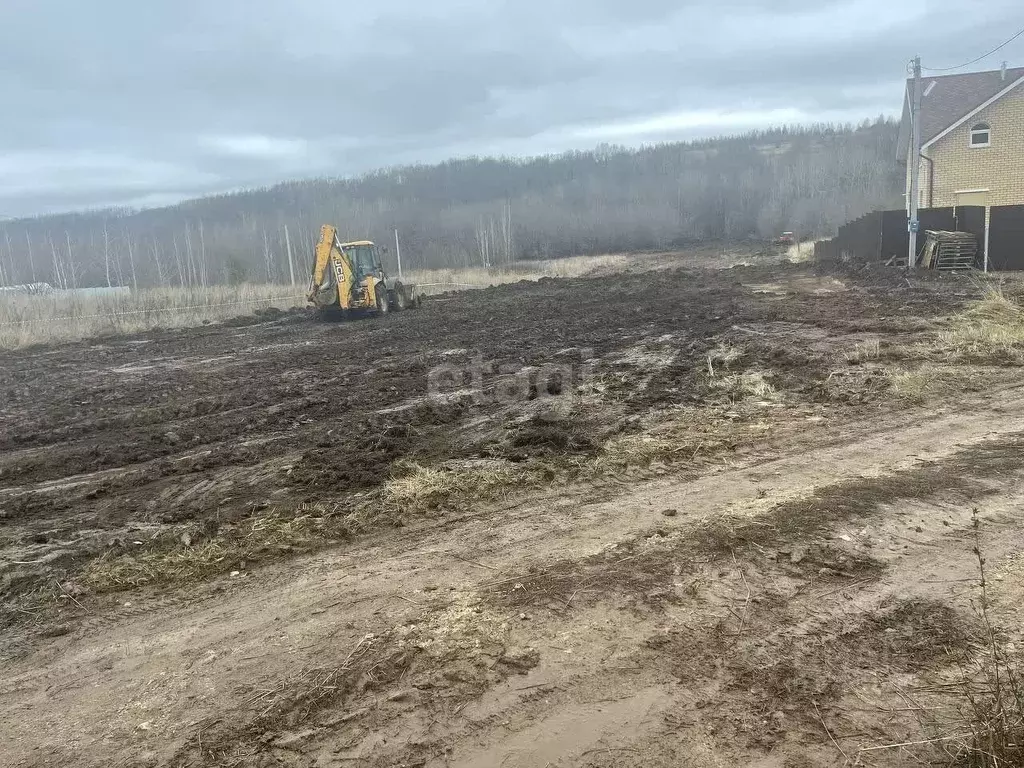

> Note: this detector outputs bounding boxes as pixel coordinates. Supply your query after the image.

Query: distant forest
[0,119,901,289]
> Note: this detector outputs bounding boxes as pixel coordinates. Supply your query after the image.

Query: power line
[922,25,1024,72]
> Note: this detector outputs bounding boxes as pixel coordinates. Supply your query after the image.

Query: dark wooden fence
[988,205,1024,271]
[956,206,988,254]
[815,204,1005,270]
[834,211,882,264]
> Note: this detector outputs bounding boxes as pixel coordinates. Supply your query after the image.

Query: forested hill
[0,119,900,289]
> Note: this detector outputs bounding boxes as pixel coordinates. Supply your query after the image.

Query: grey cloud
[0,0,1022,216]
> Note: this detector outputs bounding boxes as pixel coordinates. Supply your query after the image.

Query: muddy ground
[2,250,1023,767]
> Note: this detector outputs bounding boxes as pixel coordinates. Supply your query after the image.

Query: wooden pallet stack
[919,230,978,271]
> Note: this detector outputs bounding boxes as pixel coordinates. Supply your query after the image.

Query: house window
[970,122,991,147]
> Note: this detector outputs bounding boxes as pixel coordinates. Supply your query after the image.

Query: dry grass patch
[83,541,237,591]
[0,283,305,348]
[869,287,1024,403]
[935,285,1024,365]
[786,241,817,264]
[923,639,1024,768]
[886,367,933,403]
[846,338,882,363]
[354,408,776,532]
[0,253,631,347]
[710,370,778,403]
[594,406,773,472]
[881,360,993,406]
[81,508,352,591]
[703,345,779,403]
[706,343,746,370]
[366,459,539,521]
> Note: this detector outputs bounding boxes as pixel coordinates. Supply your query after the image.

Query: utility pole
[908,55,923,270]
[394,228,403,280]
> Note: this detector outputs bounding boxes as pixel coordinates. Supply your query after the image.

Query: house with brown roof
[898,65,1024,211]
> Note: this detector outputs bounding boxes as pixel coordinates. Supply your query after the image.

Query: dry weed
[706,343,745,370]
[364,460,536,521]
[595,406,773,471]
[886,368,932,403]
[914,512,1024,767]
[786,241,817,264]
[935,285,1024,365]
[710,371,779,403]
[703,346,778,403]
[846,338,882,363]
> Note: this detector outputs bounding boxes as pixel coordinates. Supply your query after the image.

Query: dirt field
[2,249,1024,767]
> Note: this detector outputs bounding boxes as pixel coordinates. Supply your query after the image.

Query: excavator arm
[308,224,359,310]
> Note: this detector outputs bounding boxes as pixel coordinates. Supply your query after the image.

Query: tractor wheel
[376,285,390,315]
[392,283,408,311]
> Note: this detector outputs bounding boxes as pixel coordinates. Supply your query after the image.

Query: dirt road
[2,254,1022,767]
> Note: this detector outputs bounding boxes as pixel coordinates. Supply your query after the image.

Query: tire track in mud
[279,432,1024,768]
[47,387,1024,662]
[432,434,1024,768]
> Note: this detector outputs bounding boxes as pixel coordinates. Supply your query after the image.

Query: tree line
[0,118,901,289]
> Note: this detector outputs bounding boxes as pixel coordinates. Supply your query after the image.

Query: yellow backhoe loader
[307,224,420,318]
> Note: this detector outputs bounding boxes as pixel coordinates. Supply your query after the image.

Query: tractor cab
[340,241,384,280]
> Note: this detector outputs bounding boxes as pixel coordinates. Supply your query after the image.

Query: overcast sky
[1,0,1021,217]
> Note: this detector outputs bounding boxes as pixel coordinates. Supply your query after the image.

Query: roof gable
[898,66,1024,158]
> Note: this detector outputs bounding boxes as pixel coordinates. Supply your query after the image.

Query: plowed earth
[2,252,1022,768]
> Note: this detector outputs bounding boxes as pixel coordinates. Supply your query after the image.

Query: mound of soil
[499,412,600,461]
[290,424,417,491]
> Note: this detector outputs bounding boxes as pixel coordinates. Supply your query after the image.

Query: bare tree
[151,237,166,287]
[183,222,197,287]
[124,228,138,291]
[500,200,513,265]
[64,231,78,288]
[262,227,274,282]
[172,234,185,287]
[48,235,67,289]
[198,219,207,287]
[24,231,36,283]
[102,220,112,288]
[1,228,13,286]
[284,224,296,286]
